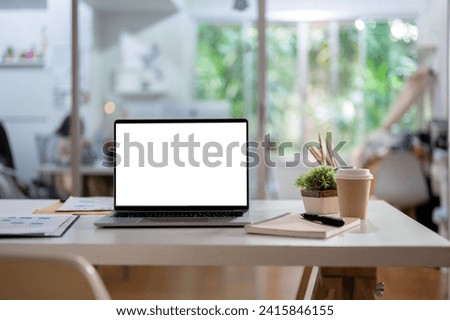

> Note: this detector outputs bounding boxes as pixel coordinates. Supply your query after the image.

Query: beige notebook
[245,212,360,239]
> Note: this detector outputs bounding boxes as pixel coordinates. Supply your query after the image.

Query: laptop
[95,118,250,227]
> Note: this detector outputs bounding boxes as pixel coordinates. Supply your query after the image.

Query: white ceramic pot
[300,189,338,214]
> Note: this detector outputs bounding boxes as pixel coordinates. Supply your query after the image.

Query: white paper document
[0,215,77,236]
[57,196,113,212]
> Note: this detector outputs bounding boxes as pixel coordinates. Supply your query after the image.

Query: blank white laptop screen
[115,121,248,207]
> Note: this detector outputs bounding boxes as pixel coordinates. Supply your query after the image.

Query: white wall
[0,1,195,184]
[0,0,92,184]
[0,5,55,183]
[88,10,196,141]
[416,0,448,120]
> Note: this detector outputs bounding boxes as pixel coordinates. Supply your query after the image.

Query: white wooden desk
[1,199,449,268]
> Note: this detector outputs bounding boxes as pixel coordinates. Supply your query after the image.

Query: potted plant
[295,165,338,214]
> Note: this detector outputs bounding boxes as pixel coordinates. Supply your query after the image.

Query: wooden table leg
[296,267,378,300]
[296,266,319,300]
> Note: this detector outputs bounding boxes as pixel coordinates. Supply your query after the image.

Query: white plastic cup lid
[336,168,373,180]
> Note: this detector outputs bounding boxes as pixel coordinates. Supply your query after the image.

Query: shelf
[116,90,165,98]
[0,61,44,68]
[84,0,180,13]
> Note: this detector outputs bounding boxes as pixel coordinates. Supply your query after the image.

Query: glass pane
[365,20,417,134]
[266,23,299,151]
[195,23,256,122]
[0,0,71,198]
[336,22,361,153]
[81,0,258,196]
[305,22,333,142]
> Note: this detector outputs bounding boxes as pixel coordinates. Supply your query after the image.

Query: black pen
[300,213,345,227]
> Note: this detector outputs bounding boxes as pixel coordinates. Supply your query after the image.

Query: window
[195,19,418,160]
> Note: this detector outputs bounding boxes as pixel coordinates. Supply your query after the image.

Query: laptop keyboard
[113,211,243,218]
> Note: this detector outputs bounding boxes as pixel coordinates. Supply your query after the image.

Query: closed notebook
[245,212,360,239]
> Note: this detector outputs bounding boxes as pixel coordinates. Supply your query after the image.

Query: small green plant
[295,166,336,191]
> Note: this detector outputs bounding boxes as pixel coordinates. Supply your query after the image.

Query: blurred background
[0,0,448,238]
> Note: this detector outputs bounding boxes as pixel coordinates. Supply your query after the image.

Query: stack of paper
[57,196,113,212]
[0,215,78,237]
[33,196,113,215]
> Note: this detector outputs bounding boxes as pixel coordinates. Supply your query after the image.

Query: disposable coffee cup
[336,168,373,219]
